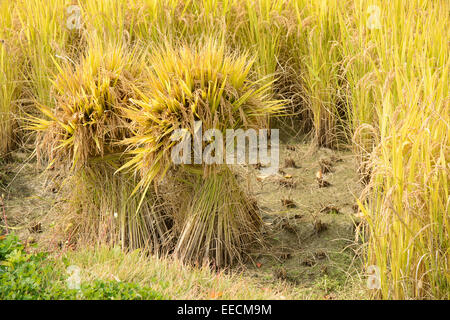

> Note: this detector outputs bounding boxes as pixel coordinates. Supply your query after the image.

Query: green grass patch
[0,234,165,300]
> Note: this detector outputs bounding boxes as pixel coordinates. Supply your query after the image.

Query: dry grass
[59,245,294,300]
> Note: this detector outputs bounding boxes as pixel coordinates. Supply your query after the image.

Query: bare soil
[238,141,366,298]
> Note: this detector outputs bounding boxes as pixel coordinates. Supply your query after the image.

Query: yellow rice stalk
[345,0,449,299]
[120,39,283,189]
[15,0,70,106]
[120,39,283,266]
[58,164,174,253]
[29,37,173,253]
[29,38,148,169]
[174,168,261,267]
[0,1,22,156]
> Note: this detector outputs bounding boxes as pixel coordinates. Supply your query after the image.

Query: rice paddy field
[0,0,448,300]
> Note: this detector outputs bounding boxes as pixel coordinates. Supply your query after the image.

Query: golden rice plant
[29,38,173,253]
[275,0,449,298]
[120,39,283,266]
[276,0,448,298]
[120,40,282,188]
[0,1,22,156]
[234,0,285,84]
[29,39,147,168]
[15,0,71,107]
[288,0,345,147]
[351,0,449,299]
